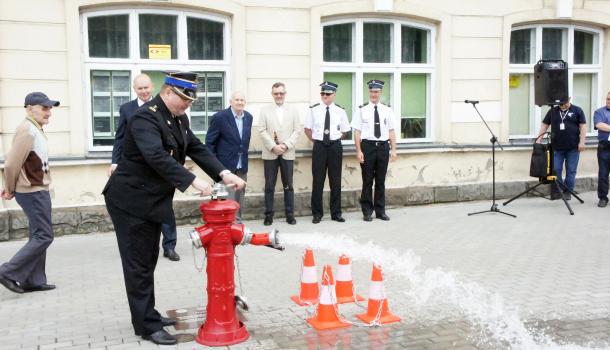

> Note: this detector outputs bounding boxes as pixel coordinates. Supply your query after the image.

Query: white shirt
[305,102,350,141]
[351,102,395,141]
[137,97,150,107]
[275,104,285,126]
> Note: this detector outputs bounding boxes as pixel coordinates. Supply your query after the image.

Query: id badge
[560,123,565,130]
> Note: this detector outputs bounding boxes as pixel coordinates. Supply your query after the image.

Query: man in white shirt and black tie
[351,79,397,221]
[304,81,351,224]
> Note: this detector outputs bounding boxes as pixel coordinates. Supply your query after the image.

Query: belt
[362,139,389,147]
[314,139,341,144]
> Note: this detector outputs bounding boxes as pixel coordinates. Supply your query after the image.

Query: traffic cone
[335,254,364,304]
[307,265,351,330]
[356,264,401,325]
[291,248,319,306]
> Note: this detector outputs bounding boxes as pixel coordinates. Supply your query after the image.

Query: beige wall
[1,0,609,209]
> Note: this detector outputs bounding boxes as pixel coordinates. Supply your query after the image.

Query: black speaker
[534,60,568,106]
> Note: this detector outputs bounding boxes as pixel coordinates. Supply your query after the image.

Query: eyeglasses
[320,92,334,96]
[273,92,286,96]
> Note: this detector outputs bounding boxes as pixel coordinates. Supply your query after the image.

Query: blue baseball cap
[24,92,60,108]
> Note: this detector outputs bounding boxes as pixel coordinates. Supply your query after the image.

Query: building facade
[1,0,609,224]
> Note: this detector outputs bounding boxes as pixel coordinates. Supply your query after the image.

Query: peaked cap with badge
[165,71,198,101]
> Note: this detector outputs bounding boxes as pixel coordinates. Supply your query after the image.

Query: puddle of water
[282,233,608,350]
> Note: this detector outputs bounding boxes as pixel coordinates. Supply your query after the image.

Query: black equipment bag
[530,143,549,178]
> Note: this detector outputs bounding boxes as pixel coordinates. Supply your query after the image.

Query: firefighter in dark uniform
[304,81,351,223]
[103,71,245,345]
[351,80,397,221]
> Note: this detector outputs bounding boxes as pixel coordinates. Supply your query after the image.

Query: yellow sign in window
[509,75,521,89]
[149,44,171,59]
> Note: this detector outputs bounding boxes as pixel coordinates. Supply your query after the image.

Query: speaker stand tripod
[502,133,583,215]
[466,101,515,218]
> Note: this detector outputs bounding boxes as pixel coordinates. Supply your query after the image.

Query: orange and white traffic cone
[291,248,319,306]
[335,254,364,304]
[356,264,401,325]
[307,265,351,330]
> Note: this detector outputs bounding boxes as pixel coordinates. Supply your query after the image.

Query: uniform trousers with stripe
[359,140,390,216]
[311,140,343,218]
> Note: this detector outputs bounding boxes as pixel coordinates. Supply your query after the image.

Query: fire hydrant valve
[191,190,284,347]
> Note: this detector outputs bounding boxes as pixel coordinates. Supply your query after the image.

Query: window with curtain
[322,19,434,142]
[82,9,230,150]
[509,25,602,138]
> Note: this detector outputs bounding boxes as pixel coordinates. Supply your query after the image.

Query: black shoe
[23,283,55,292]
[142,329,177,345]
[363,215,372,222]
[550,192,562,200]
[286,216,296,225]
[264,216,273,226]
[599,198,608,208]
[161,316,177,327]
[163,249,180,261]
[376,213,390,221]
[0,275,24,294]
[312,216,322,224]
[331,216,345,223]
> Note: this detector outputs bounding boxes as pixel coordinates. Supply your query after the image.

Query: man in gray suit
[258,82,302,225]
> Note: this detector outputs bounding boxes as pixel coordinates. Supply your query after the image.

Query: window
[322,19,435,142]
[509,25,602,137]
[82,9,230,149]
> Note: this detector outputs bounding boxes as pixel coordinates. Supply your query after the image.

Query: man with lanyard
[593,91,610,207]
[351,80,397,221]
[536,97,587,200]
[304,81,350,223]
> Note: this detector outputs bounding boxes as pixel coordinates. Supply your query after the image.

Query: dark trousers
[0,191,53,289]
[360,140,390,216]
[264,157,294,217]
[229,170,247,222]
[160,215,176,252]
[598,142,610,200]
[311,140,343,218]
[105,198,163,336]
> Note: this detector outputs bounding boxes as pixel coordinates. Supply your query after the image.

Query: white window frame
[81,8,231,151]
[321,17,436,143]
[509,24,603,139]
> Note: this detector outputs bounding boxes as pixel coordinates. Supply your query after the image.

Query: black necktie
[323,106,331,144]
[374,105,381,139]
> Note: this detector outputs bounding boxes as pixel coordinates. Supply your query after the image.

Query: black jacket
[103,94,225,223]
[112,99,140,164]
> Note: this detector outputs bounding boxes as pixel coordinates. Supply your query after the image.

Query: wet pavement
[1,191,609,349]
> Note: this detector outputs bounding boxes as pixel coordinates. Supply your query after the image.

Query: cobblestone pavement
[1,191,610,349]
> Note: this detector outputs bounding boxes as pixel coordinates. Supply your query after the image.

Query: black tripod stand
[502,132,583,215]
[466,101,515,218]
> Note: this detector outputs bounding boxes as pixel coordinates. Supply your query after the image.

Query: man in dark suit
[103,72,246,345]
[109,74,181,261]
[205,91,252,223]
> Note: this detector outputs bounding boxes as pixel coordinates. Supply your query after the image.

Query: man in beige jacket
[0,92,59,294]
[258,82,302,225]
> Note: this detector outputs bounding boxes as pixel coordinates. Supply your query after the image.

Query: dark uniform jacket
[111,99,139,164]
[103,94,225,223]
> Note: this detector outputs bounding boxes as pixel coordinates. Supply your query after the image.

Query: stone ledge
[0,177,597,241]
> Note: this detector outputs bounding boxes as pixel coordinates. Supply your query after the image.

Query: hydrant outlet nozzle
[190,230,202,249]
[267,228,284,251]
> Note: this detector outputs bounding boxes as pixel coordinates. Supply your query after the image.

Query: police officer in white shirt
[304,81,351,223]
[351,80,397,222]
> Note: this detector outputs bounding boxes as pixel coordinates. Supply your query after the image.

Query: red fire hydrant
[189,184,283,346]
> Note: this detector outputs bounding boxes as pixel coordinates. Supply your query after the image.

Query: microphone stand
[466,101,516,218]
